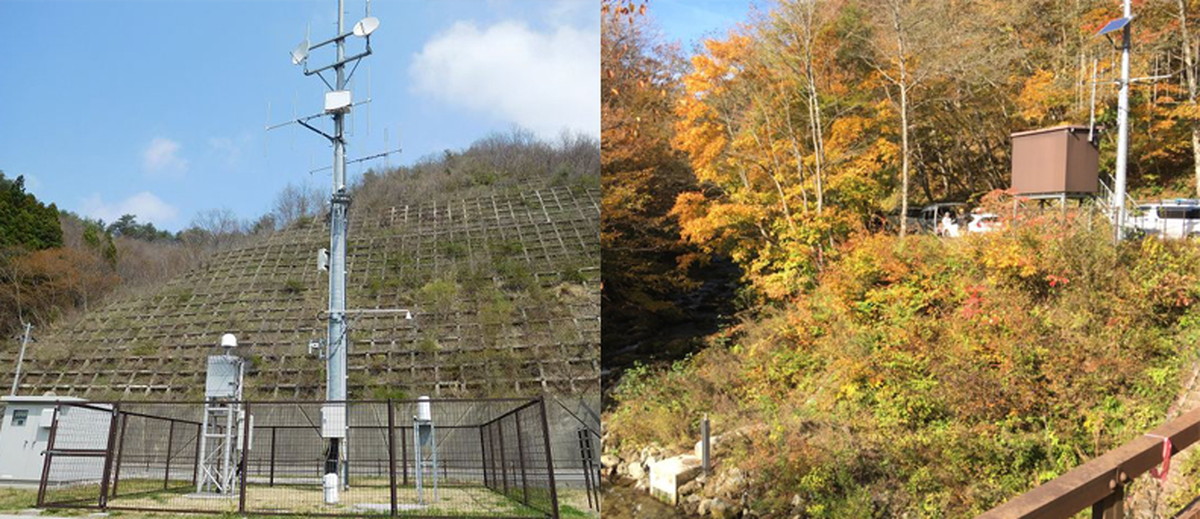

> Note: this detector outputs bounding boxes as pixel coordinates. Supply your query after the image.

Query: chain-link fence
[38,398,559,518]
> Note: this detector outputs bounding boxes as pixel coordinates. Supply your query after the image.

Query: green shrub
[283,278,306,294]
[607,217,1200,516]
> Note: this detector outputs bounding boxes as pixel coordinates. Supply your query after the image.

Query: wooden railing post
[1091,475,1124,519]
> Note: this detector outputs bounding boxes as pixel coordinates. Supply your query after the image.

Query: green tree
[0,171,62,250]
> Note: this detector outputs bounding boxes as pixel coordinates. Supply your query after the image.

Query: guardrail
[980,406,1200,518]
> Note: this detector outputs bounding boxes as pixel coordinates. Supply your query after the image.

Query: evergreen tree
[0,171,62,250]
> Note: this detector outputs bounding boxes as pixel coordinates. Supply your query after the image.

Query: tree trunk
[894,12,911,238]
[1179,0,1200,196]
[899,81,910,238]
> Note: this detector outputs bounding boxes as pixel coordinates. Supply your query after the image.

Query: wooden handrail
[980,406,1200,518]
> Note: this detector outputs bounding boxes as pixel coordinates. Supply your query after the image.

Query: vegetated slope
[606,212,1200,516]
[6,169,599,400]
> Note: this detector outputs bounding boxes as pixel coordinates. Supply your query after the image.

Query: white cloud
[142,137,188,177]
[410,19,600,139]
[80,192,179,227]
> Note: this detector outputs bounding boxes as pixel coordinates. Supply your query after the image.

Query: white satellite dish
[353,17,379,37]
[290,39,310,65]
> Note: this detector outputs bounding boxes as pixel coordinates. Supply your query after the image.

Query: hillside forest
[0,129,598,345]
[602,0,1200,516]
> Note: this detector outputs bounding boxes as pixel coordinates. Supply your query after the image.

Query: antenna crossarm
[298,119,339,143]
[305,49,372,77]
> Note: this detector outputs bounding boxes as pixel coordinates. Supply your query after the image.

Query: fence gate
[37,403,119,508]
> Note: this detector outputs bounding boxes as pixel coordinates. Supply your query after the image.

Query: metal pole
[239,402,250,514]
[192,422,201,487]
[498,420,508,495]
[516,417,529,506]
[110,413,128,497]
[269,427,277,487]
[401,426,408,486]
[413,421,423,505]
[537,397,560,519]
[1114,0,1132,241]
[36,405,60,507]
[165,420,175,490]
[387,402,397,517]
[98,404,121,509]
[1090,57,1099,143]
[326,0,351,486]
[10,321,31,395]
[480,425,489,490]
[701,414,711,475]
[577,430,593,510]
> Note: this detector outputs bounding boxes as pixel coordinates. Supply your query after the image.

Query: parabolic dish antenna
[353,17,380,37]
[291,39,310,65]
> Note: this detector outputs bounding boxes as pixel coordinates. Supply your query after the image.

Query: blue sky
[649,0,764,52]
[0,0,599,232]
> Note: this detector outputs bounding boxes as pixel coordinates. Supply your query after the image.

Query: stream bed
[600,480,687,518]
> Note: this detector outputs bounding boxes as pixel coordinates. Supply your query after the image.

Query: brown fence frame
[36,397,560,519]
[980,405,1200,518]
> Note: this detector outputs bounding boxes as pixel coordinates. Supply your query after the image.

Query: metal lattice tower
[196,334,245,495]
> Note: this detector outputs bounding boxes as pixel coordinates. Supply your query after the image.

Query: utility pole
[1114,0,1132,241]
[9,321,31,396]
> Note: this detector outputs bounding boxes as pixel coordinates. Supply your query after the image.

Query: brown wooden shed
[1010,125,1098,196]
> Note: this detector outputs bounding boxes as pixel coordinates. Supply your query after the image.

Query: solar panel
[1097,17,1131,36]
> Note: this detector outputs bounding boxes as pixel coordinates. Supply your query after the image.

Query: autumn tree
[601,0,699,333]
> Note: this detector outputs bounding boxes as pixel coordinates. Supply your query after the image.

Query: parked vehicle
[1128,199,1200,238]
[967,212,1002,234]
[919,203,966,235]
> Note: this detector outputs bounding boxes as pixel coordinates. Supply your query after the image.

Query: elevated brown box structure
[1010,125,1099,197]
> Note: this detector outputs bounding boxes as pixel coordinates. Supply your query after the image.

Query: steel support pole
[36,405,60,507]
[269,426,277,487]
[480,425,489,489]
[164,420,175,489]
[239,402,250,514]
[1113,0,1132,241]
[110,413,128,497]
[192,422,201,486]
[98,404,121,509]
[516,415,529,506]
[325,0,351,487]
[387,402,397,517]
[538,398,560,519]
[498,420,508,494]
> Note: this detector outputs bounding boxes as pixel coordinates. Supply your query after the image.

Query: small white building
[0,395,86,485]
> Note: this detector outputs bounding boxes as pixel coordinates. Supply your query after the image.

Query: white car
[1128,200,1200,239]
[967,213,1001,234]
[919,203,966,234]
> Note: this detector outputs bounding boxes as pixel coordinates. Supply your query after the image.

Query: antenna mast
[275,0,380,493]
[1114,0,1131,241]
[328,0,350,485]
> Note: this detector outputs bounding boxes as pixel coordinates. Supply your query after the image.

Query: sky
[650,0,764,53]
[0,0,599,232]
